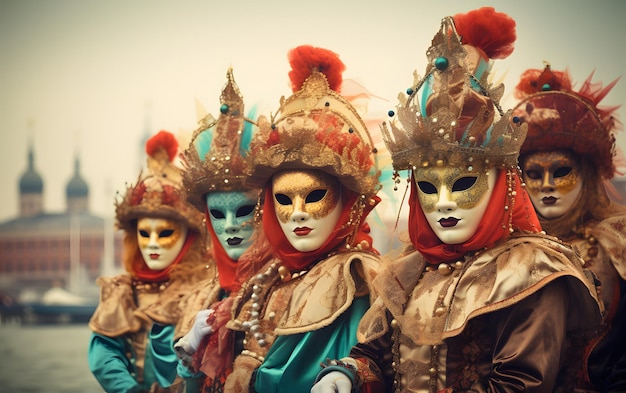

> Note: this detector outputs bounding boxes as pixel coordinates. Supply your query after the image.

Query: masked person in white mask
[223,45,383,393]
[311,7,602,393]
[88,131,212,393]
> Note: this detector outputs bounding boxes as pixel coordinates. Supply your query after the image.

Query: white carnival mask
[413,166,497,244]
[137,217,188,270]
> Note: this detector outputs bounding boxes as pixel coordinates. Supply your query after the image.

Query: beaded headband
[381,9,527,178]
[181,68,257,211]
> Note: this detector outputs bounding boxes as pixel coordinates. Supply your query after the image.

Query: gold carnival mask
[522,150,580,195]
[137,217,188,270]
[413,166,497,245]
[272,169,341,223]
[413,166,493,213]
[272,169,343,252]
[521,150,583,219]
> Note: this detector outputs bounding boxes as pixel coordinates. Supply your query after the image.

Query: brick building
[0,145,123,300]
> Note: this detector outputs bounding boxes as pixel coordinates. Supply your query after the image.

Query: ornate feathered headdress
[181,68,258,211]
[245,45,381,198]
[116,130,203,233]
[513,64,622,180]
[381,7,526,177]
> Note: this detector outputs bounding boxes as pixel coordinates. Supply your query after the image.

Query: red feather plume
[453,7,516,59]
[146,130,178,162]
[287,45,346,93]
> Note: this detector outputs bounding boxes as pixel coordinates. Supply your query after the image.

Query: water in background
[0,323,103,392]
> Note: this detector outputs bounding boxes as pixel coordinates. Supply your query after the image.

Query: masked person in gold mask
[223,45,383,393]
[514,64,626,392]
[88,131,212,393]
[311,7,602,393]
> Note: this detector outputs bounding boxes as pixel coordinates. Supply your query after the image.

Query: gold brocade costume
[224,251,380,392]
[353,232,601,392]
[89,272,211,393]
[228,45,383,393]
[88,131,212,393]
[572,216,626,319]
[174,276,223,341]
[311,8,607,393]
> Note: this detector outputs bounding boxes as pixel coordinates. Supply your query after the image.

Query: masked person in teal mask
[89,131,211,393]
[174,68,272,392]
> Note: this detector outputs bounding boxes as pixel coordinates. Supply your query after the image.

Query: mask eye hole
[236,205,255,217]
[139,230,150,238]
[274,193,292,206]
[305,189,327,203]
[452,177,477,192]
[159,229,174,238]
[417,181,437,195]
[554,167,572,178]
[210,209,225,219]
[525,169,542,180]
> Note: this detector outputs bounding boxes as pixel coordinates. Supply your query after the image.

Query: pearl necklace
[238,262,309,348]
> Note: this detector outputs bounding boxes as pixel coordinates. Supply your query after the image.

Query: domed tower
[66,154,89,213]
[19,143,44,217]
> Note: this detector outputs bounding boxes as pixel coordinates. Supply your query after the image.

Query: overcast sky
[1,0,625,223]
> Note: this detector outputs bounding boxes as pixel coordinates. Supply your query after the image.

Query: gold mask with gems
[413,166,493,213]
[272,169,341,223]
[272,169,343,252]
[521,149,583,219]
[414,166,497,244]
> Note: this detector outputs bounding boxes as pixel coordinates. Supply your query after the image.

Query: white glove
[311,371,352,393]
[175,309,214,354]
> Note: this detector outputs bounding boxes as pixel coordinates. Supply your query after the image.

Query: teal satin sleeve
[146,324,179,388]
[88,332,142,393]
[177,355,206,392]
[254,295,369,393]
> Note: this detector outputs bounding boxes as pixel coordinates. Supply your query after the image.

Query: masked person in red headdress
[88,131,213,393]
[221,45,383,393]
[514,64,626,392]
[173,68,272,392]
[311,8,602,393]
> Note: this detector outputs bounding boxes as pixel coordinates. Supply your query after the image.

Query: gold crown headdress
[246,45,380,197]
[381,7,526,179]
[116,130,204,233]
[181,68,258,211]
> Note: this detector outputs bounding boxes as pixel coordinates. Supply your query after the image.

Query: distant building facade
[0,145,123,298]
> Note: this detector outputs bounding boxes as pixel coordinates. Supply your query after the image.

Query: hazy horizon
[2,0,625,222]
